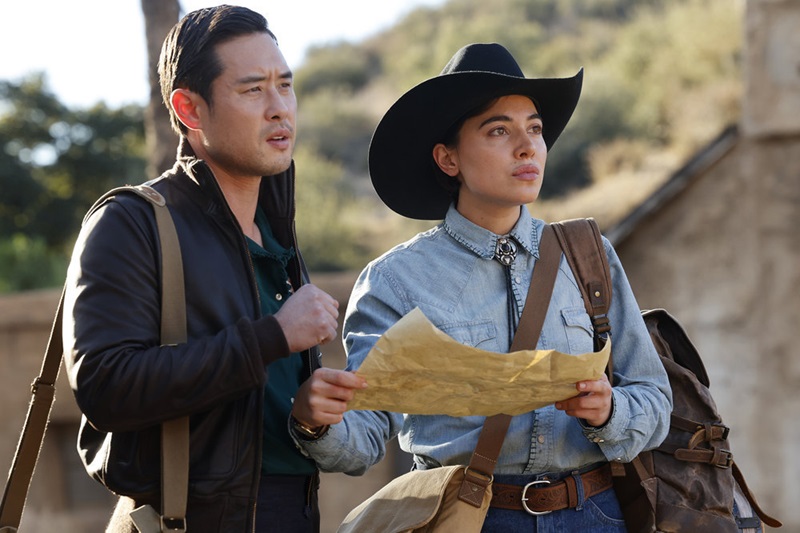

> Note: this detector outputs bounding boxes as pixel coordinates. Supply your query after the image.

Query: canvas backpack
[550,218,782,533]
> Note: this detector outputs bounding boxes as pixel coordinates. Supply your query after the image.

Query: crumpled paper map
[347,308,610,417]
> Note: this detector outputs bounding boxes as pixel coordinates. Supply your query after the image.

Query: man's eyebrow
[234,70,294,85]
[478,113,541,129]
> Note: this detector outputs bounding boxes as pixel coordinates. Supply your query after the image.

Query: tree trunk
[140,0,180,179]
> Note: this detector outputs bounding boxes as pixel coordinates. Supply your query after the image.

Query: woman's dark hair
[158,5,277,135]
[432,98,499,197]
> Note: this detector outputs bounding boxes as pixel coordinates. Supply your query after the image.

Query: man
[63,6,339,532]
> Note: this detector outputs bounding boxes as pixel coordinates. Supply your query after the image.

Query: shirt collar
[442,204,542,260]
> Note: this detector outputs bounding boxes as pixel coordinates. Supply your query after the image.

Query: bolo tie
[493,235,520,343]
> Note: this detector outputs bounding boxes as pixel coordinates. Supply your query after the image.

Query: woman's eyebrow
[478,113,542,129]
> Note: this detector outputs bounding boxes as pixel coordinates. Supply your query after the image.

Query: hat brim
[369,68,584,220]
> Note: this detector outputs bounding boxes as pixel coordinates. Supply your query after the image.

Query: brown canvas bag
[552,217,781,533]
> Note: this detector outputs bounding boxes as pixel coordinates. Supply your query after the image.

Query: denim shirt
[297,205,672,476]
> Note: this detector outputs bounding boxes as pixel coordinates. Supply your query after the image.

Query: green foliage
[295,43,379,97]
[1,0,744,289]
[599,0,742,147]
[293,146,375,271]
[297,89,375,175]
[0,74,146,292]
[0,234,67,292]
[301,0,742,200]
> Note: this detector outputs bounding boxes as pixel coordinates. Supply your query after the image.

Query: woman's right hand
[291,368,368,428]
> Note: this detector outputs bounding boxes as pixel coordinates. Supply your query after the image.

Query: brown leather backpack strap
[551,218,611,341]
[458,224,562,507]
[120,186,189,533]
[146,187,189,533]
[552,218,613,379]
[506,224,563,354]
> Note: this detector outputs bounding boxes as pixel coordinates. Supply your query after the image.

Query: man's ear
[432,143,460,177]
[170,88,203,131]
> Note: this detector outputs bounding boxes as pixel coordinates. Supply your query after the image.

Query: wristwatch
[290,416,329,441]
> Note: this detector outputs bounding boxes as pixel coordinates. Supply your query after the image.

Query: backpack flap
[643,308,709,387]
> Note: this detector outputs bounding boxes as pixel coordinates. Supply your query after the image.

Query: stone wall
[742,0,800,139]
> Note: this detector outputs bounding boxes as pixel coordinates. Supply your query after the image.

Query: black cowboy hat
[368,43,583,220]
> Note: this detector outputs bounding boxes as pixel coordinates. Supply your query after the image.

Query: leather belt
[490,464,613,515]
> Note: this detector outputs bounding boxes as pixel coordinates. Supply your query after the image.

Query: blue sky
[1,0,445,109]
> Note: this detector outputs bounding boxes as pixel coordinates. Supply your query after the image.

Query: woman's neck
[456,202,523,235]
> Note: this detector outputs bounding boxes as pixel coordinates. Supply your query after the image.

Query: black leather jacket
[63,140,320,531]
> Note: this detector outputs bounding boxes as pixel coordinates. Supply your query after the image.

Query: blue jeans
[482,472,627,532]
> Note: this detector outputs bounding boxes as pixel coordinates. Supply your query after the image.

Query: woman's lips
[513,164,540,180]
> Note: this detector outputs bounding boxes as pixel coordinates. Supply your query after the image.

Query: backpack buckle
[161,517,187,532]
[713,448,733,469]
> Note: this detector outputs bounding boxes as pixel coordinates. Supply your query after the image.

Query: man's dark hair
[158,4,277,135]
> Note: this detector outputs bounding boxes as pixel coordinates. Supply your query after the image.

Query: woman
[291,43,672,531]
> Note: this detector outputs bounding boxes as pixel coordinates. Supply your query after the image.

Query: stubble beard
[208,142,294,179]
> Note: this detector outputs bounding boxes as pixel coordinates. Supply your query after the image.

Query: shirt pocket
[560,307,594,353]
[437,319,498,351]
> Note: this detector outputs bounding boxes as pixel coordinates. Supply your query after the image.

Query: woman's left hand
[554,373,612,427]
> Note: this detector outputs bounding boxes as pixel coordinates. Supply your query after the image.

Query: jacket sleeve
[293,264,404,475]
[63,197,289,432]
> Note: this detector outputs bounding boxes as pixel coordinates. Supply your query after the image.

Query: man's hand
[292,368,368,428]
[274,284,339,352]
[554,373,612,427]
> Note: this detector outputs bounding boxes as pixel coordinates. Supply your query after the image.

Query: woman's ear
[433,143,460,177]
[170,89,203,131]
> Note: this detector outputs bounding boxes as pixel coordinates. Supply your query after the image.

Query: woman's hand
[292,368,367,428]
[554,373,612,427]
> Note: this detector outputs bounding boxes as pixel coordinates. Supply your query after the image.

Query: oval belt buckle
[521,479,552,515]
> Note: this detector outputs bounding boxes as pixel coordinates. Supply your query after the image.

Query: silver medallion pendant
[494,236,517,266]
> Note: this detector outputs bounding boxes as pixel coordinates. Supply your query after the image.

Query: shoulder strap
[0,185,189,533]
[551,218,612,344]
[143,189,189,533]
[0,292,65,532]
[732,462,783,528]
[457,224,562,507]
[551,218,614,382]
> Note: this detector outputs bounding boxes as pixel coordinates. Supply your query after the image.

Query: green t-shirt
[248,208,316,476]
